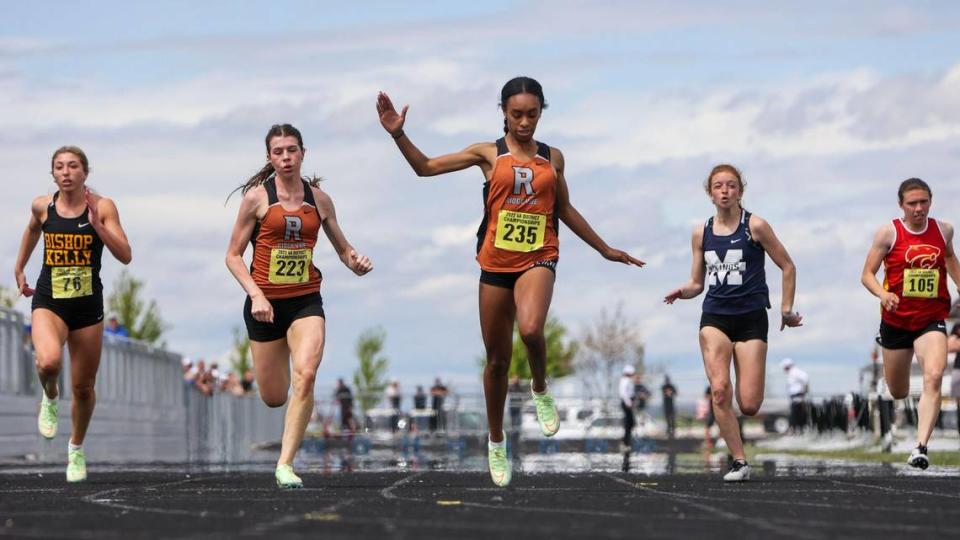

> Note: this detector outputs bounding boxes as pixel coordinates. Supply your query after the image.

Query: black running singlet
[35,192,105,300]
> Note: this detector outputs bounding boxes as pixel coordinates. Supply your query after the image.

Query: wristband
[392,130,405,140]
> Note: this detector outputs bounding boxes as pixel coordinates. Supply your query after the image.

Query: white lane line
[380,472,638,519]
[380,472,426,500]
[82,475,240,518]
[829,479,960,500]
[603,474,821,540]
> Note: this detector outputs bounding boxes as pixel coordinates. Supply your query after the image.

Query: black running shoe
[723,459,750,482]
[907,444,929,470]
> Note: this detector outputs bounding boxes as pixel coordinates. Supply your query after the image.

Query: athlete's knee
[738,400,762,417]
[517,323,544,347]
[922,371,943,393]
[72,382,95,402]
[34,352,62,377]
[711,384,732,408]
[292,370,317,397]
[261,394,288,408]
[889,386,909,400]
[484,354,511,377]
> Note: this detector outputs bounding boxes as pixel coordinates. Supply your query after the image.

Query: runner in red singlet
[861,178,960,469]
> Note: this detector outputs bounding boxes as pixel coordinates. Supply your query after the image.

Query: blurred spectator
[430,378,448,431]
[193,359,214,396]
[413,385,427,409]
[632,373,650,424]
[224,372,245,396]
[182,358,195,385]
[661,375,677,438]
[782,358,810,433]
[507,375,525,432]
[386,381,401,433]
[103,314,129,338]
[620,365,636,451]
[335,379,355,432]
[949,324,960,441]
[241,369,255,394]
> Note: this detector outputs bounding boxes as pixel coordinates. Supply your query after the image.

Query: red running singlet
[881,217,951,331]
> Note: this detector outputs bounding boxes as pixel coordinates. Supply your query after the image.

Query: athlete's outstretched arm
[552,148,644,267]
[664,225,706,304]
[13,196,46,297]
[376,91,492,177]
[225,189,273,323]
[87,190,132,264]
[751,215,802,330]
[940,221,960,295]
[861,223,899,313]
[315,189,373,277]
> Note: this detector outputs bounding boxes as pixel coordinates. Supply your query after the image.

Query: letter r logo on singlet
[512,166,535,196]
[283,216,303,241]
[705,250,745,286]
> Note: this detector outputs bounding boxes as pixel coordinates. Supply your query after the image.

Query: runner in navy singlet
[664,164,802,482]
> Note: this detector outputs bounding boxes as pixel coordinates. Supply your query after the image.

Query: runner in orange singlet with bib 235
[377,77,643,487]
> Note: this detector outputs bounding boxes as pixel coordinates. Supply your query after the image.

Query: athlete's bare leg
[251,338,292,407]
[31,309,69,399]
[513,268,555,394]
[479,283,516,443]
[65,323,103,445]
[699,327,745,460]
[276,316,325,466]
[881,347,914,400]
[913,331,947,447]
[731,339,767,416]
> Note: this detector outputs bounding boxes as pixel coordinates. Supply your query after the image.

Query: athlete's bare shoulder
[467,142,498,163]
[548,145,565,174]
[31,195,51,213]
[937,219,954,241]
[239,184,269,219]
[872,221,896,249]
[310,185,333,209]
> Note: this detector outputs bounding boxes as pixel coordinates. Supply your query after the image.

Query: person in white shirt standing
[619,365,636,452]
[781,358,809,433]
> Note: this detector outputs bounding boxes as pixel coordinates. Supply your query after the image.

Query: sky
[2,1,959,405]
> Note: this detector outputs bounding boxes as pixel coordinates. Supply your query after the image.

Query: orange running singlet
[475,138,559,272]
[250,178,323,299]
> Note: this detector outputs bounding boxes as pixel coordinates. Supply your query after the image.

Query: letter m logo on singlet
[705,250,745,286]
[512,166,535,196]
[283,216,303,241]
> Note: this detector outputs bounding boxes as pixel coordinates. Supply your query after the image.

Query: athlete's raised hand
[15,271,34,297]
[376,91,408,137]
[663,288,683,304]
[249,292,274,323]
[602,247,645,267]
[880,291,899,312]
[780,311,803,331]
[348,250,373,276]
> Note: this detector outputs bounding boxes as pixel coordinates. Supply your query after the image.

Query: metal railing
[0,308,281,463]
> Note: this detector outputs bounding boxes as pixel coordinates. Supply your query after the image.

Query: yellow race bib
[52,267,93,299]
[494,210,546,253]
[268,248,311,284]
[903,268,939,299]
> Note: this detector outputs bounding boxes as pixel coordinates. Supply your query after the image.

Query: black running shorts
[879,319,946,350]
[244,292,325,342]
[480,260,557,290]
[31,290,104,331]
[699,309,769,343]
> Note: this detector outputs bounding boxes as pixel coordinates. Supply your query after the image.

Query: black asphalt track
[1,468,958,539]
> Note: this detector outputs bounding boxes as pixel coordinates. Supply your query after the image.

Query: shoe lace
[730,460,747,472]
[41,402,57,423]
[69,450,85,468]
[534,393,556,419]
[490,446,507,465]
